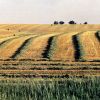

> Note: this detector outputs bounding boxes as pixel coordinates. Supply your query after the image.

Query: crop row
[0,31,100,61]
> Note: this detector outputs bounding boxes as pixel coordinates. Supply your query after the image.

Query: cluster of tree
[54,21,65,25]
[53,20,88,25]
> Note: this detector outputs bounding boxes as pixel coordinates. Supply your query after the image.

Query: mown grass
[0,60,100,70]
[0,29,100,61]
[42,36,57,59]
[10,37,34,59]
[0,77,100,100]
[72,33,85,61]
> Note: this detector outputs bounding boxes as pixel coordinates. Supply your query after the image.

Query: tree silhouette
[68,20,76,24]
[59,21,65,25]
[84,22,88,24]
[54,21,58,25]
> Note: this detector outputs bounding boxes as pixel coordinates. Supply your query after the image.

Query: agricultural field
[0,77,100,100]
[0,24,100,100]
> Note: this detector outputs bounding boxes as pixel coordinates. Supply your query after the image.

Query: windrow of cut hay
[49,32,78,61]
[0,37,18,48]
[17,33,60,59]
[0,61,100,70]
[0,70,100,78]
[0,35,37,59]
[95,31,100,41]
[42,36,56,59]
[0,25,100,61]
[72,33,84,61]
[79,31,100,61]
[10,37,36,59]
[9,33,47,59]
[0,33,36,48]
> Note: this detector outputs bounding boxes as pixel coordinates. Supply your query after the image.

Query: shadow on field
[0,38,16,47]
[42,36,54,59]
[72,35,81,61]
[10,37,33,58]
[95,31,100,41]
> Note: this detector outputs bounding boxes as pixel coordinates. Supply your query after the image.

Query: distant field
[0,24,100,77]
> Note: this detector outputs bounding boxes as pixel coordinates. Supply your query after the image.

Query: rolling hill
[0,24,100,77]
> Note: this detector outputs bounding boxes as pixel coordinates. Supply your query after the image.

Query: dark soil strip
[42,36,54,59]
[72,35,82,61]
[10,37,33,59]
[95,31,100,41]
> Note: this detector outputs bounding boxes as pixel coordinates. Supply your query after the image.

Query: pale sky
[0,0,100,24]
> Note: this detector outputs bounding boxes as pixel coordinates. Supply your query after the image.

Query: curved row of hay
[49,32,78,61]
[0,36,37,59]
[0,33,60,59]
[0,24,100,61]
[12,34,57,59]
[78,31,100,61]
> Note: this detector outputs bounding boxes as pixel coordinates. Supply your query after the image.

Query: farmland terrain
[0,24,100,78]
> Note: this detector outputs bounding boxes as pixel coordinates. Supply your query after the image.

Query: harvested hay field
[0,24,100,100]
[0,24,100,78]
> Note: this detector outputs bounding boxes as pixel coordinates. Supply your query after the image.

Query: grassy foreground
[0,77,100,100]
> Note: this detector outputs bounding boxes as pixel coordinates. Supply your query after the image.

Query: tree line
[53,20,88,25]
